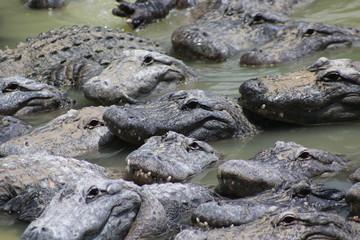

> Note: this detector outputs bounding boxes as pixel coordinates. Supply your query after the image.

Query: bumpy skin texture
[22,0,69,8]
[171,0,291,61]
[0,25,164,87]
[345,182,360,217]
[0,106,115,158]
[240,22,360,65]
[239,57,360,125]
[192,181,346,228]
[82,49,198,105]
[217,141,348,197]
[21,178,215,240]
[0,116,32,145]
[112,0,197,28]
[103,89,258,144]
[0,153,121,221]
[0,76,74,116]
[174,210,360,240]
[125,131,221,184]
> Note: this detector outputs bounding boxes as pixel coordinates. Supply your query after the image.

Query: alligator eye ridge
[84,119,104,129]
[142,55,154,66]
[3,83,21,93]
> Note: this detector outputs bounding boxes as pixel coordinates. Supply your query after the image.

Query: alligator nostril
[239,78,268,96]
[41,227,49,232]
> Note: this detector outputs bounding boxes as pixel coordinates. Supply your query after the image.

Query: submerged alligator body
[174,210,360,240]
[0,106,115,158]
[0,76,74,116]
[21,177,216,240]
[0,153,121,222]
[193,181,346,228]
[217,141,348,197]
[239,57,360,125]
[0,116,32,145]
[82,49,198,105]
[240,22,360,65]
[22,0,73,8]
[0,25,164,88]
[103,89,258,144]
[125,131,221,184]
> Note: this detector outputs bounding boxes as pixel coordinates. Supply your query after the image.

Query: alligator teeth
[118,129,122,134]
[279,112,284,118]
[125,166,130,172]
[261,104,266,110]
[137,136,142,141]
[126,19,133,24]
[166,176,172,182]
[147,172,152,176]
[126,159,130,166]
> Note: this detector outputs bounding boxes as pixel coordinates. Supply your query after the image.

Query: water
[0,0,359,238]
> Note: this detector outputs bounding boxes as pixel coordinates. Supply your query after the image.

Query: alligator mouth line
[180,115,232,137]
[126,165,172,184]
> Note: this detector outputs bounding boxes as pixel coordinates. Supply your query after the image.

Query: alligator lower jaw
[126,165,173,185]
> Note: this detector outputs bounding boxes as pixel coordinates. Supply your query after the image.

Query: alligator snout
[21,225,61,240]
[239,78,268,96]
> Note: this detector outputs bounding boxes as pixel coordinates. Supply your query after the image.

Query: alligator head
[0,116,32,145]
[103,89,258,144]
[82,49,198,105]
[23,0,68,8]
[171,0,290,61]
[174,210,360,239]
[217,141,348,197]
[0,106,115,157]
[125,131,221,184]
[239,57,360,124]
[20,178,144,240]
[0,76,74,116]
[240,22,360,65]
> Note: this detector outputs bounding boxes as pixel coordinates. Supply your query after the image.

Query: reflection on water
[0,0,359,238]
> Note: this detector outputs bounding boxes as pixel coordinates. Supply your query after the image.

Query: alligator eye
[322,72,343,82]
[86,187,103,202]
[3,83,21,93]
[303,28,316,37]
[186,142,202,152]
[84,119,104,129]
[252,14,265,24]
[294,187,312,198]
[281,216,296,225]
[142,55,154,66]
[298,151,312,160]
[182,100,212,111]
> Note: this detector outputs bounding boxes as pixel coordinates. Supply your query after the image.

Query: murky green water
[0,0,359,239]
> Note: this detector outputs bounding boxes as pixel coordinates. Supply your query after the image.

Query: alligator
[0,153,122,222]
[0,25,164,88]
[239,57,360,125]
[22,0,73,8]
[217,141,348,197]
[82,49,198,105]
[0,106,115,158]
[125,131,221,184]
[240,21,360,65]
[174,210,360,240]
[21,177,216,240]
[0,116,32,145]
[0,76,74,117]
[192,180,347,228]
[103,89,258,144]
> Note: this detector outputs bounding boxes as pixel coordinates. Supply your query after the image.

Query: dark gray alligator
[0,25,164,88]
[82,49,198,105]
[239,57,360,125]
[21,177,216,240]
[0,153,122,222]
[0,106,115,158]
[192,180,346,228]
[174,210,360,240]
[125,131,221,184]
[103,89,258,144]
[22,0,73,8]
[240,22,360,65]
[0,76,74,116]
[0,116,32,145]
[217,141,348,197]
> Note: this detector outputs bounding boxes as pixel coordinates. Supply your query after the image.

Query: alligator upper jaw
[12,97,61,117]
[126,164,173,185]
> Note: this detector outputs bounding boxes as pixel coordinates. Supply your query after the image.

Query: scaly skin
[0,153,121,221]
[240,22,360,65]
[125,131,221,184]
[174,210,360,240]
[0,76,74,116]
[0,25,164,87]
[217,141,348,197]
[82,49,198,105]
[0,116,32,145]
[103,89,258,144]
[239,57,360,125]
[0,106,115,157]
[21,178,215,240]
